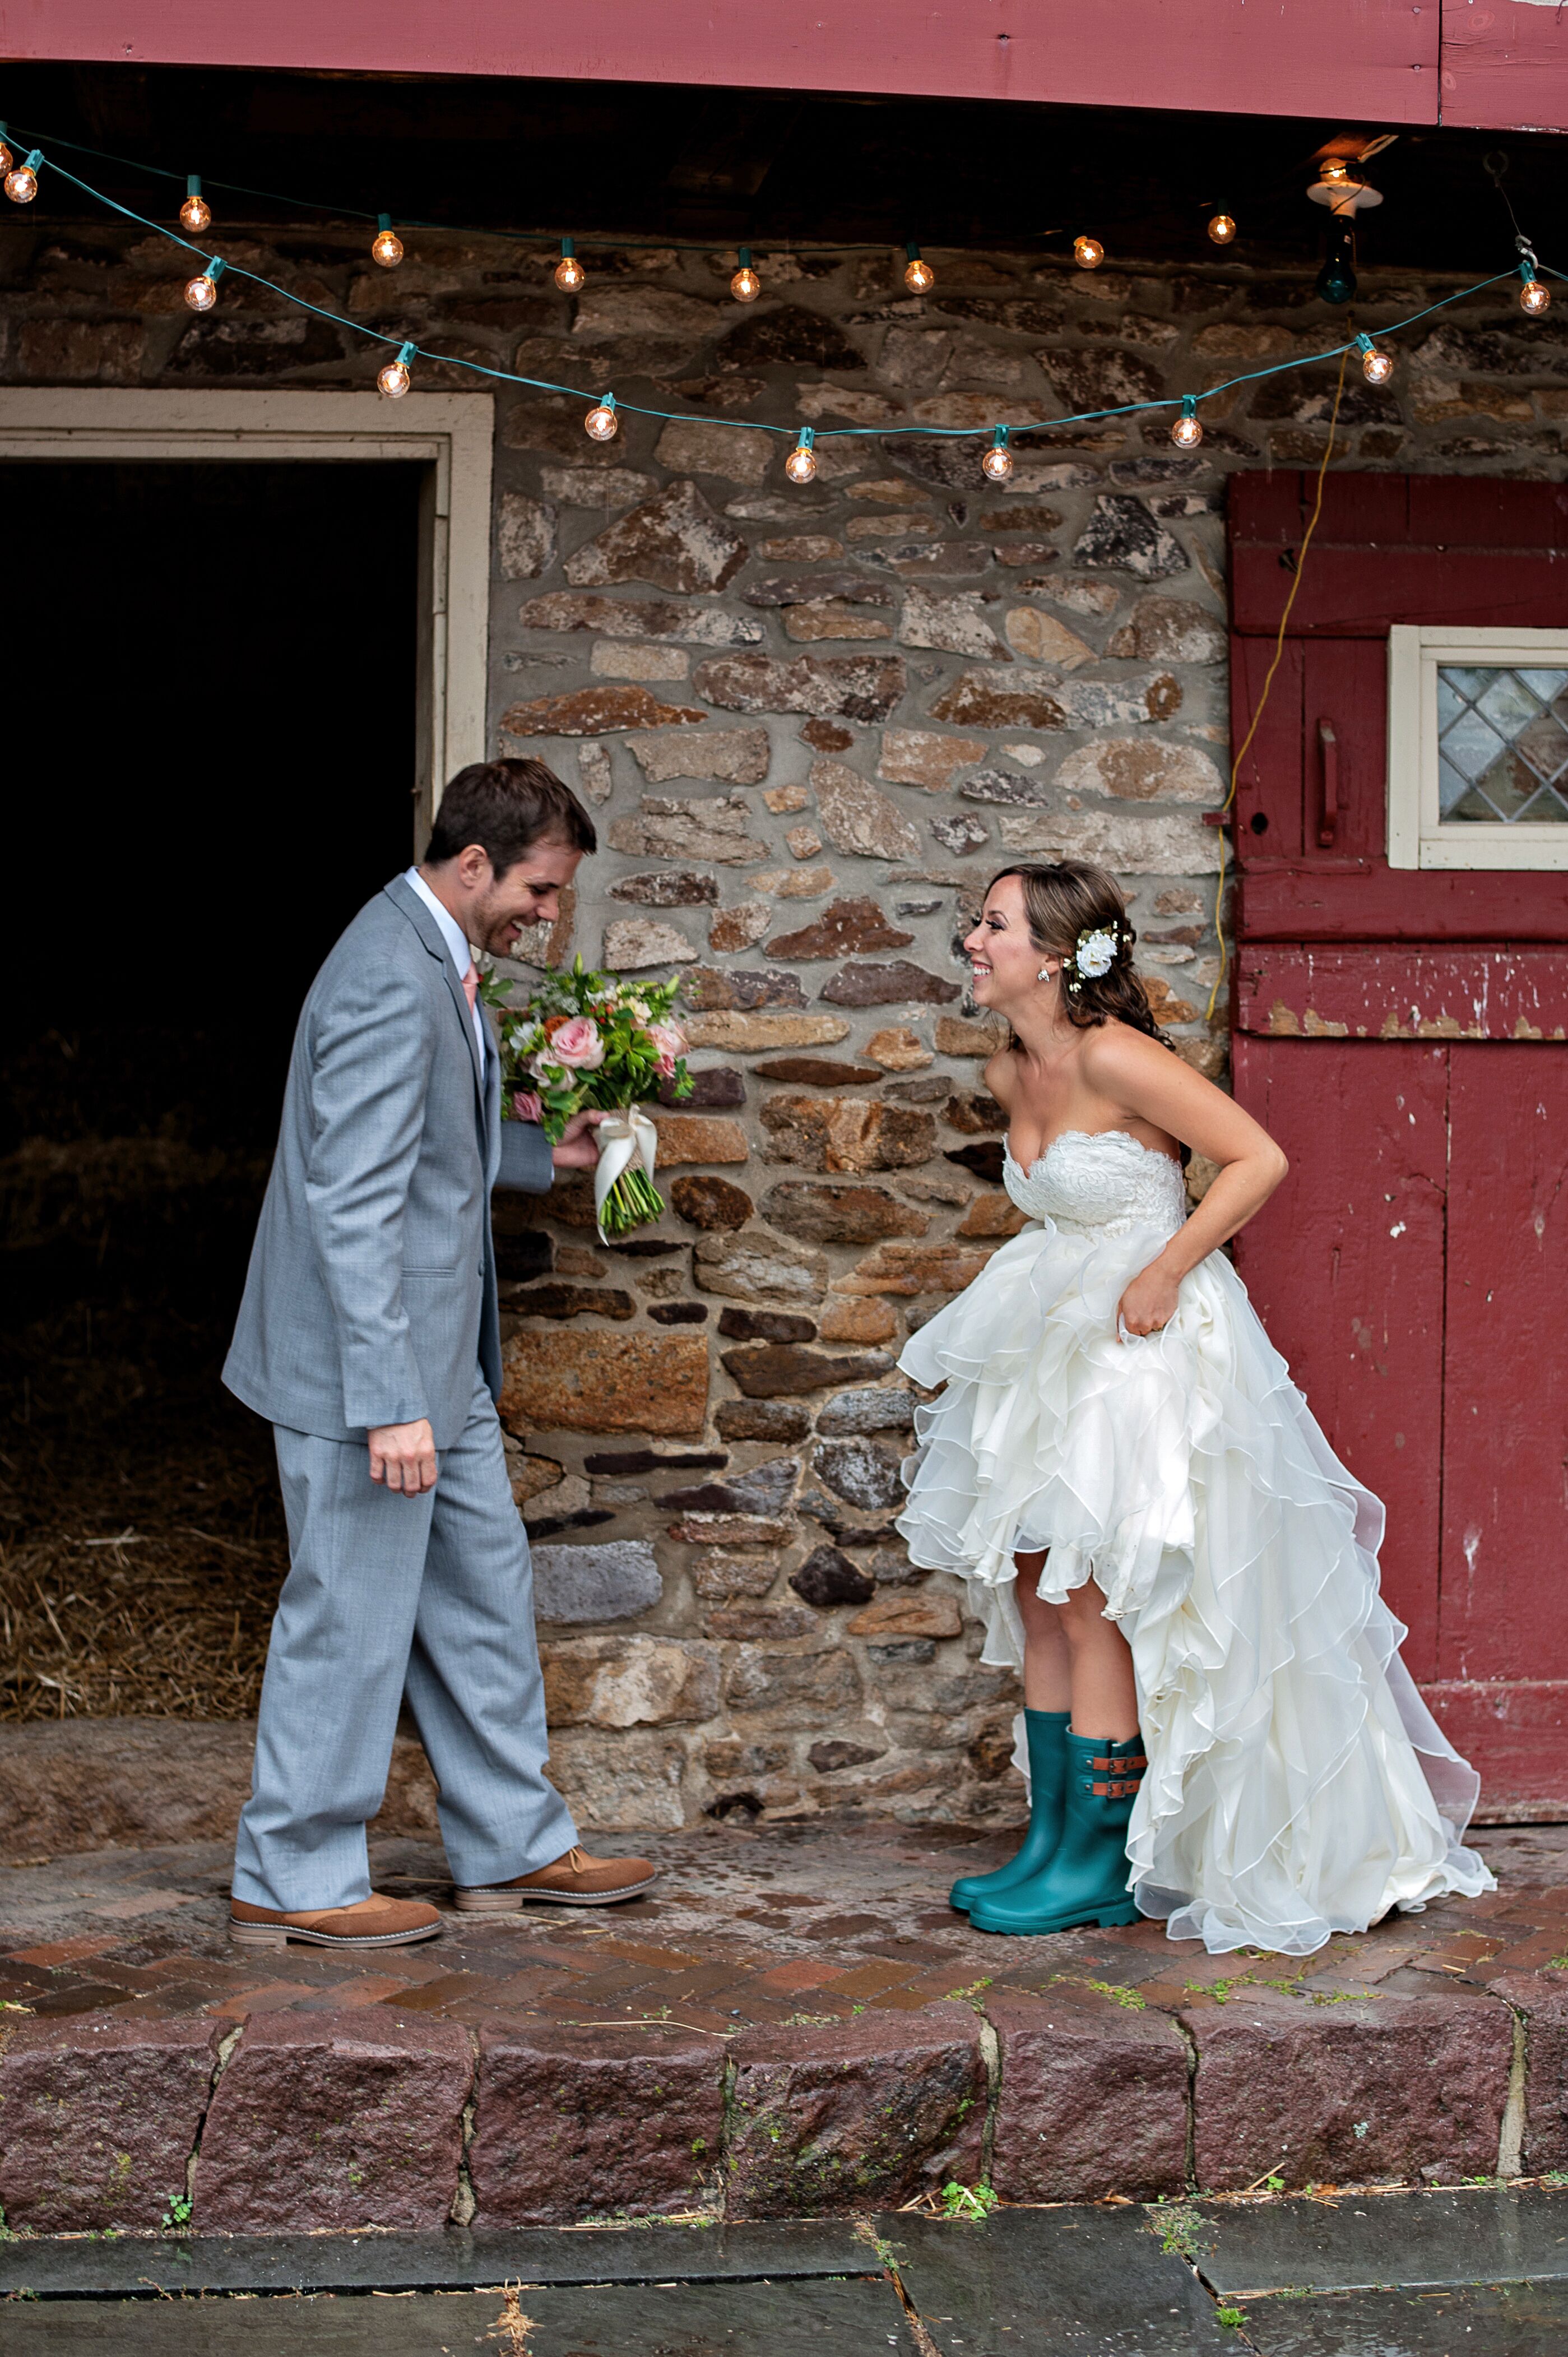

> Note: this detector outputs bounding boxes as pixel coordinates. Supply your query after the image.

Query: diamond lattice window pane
[1514,708,1568,787]
[1476,748,1543,820]
[1436,665,1568,825]
[1475,670,1542,735]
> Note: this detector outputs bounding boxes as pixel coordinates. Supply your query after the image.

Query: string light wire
[24,146,1526,450]
[0,109,1407,267]
[1204,346,1349,1022]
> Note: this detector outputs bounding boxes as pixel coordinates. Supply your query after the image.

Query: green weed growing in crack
[938,2181,998,2221]
[1047,1972,1146,2010]
[943,1977,994,2007]
[1085,1979,1145,2011]
[1549,1955,1568,1971]
[1214,2305,1247,2329]
[160,2194,192,2233]
[1147,2198,1205,2261]
[1184,1977,1245,2005]
[855,2222,899,2269]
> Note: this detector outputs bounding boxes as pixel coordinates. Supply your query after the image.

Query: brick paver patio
[3,1817,1563,2032]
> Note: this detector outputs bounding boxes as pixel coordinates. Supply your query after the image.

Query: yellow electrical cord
[1206,347,1351,1022]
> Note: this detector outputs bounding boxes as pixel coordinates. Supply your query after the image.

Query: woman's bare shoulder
[983,1047,1020,1099]
[1078,1017,1179,1088]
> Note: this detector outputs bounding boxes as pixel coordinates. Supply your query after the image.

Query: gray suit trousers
[231,1372,576,1911]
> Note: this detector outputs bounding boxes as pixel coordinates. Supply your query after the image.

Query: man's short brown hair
[423,758,596,871]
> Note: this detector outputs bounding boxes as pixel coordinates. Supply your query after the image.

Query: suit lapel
[482,1000,503,1179]
[383,878,484,1104]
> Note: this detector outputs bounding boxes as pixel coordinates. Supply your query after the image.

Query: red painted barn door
[1434,1045,1568,1795]
[1227,473,1568,1818]
[1228,1039,1449,1679]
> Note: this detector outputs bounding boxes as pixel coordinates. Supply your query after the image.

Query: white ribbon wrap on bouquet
[593,1104,659,1241]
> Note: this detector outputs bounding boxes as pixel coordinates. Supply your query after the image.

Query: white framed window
[1388,624,1568,870]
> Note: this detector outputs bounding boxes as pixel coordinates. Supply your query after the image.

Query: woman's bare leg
[1057,1576,1140,1740]
[1014,1550,1071,1711]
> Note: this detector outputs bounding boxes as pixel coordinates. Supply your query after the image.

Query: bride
[896,860,1492,1955]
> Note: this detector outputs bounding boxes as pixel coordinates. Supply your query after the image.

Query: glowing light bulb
[981,426,1014,484]
[1521,275,1551,317]
[584,393,619,441]
[1207,212,1236,246]
[0,129,12,179]
[378,341,415,399]
[1170,397,1203,451]
[4,150,41,205]
[730,247,760,303]
[1319,156,1350,186]
[554,238,584,293]
[1355,333,1394,385]
[1074,235,1104,270]
[903,242,935,294]
[785,428,818,485]
[184,256,225,311]
[179,177,211,234]
[372,214,403,268]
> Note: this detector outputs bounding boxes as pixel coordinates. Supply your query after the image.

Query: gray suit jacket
[224,877,555,1447]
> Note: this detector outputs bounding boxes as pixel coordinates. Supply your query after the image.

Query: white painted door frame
[0,389,493,835]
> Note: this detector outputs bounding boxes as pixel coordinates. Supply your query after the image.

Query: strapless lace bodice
[1003,1129,1188,1239]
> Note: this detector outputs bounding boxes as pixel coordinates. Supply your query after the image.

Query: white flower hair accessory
[1062,920,1132,994]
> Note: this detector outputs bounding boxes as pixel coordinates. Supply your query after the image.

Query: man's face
[470,838,582,958]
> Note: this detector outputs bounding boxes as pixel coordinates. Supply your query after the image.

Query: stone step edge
[1,1971,1558,2237]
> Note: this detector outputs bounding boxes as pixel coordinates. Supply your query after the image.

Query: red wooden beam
[0,1,1444,125]
[1439,0,1568,133]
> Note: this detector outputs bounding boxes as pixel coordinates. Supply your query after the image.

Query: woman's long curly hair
[986,860,1177,1052]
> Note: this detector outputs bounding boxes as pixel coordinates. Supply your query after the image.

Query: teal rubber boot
[968,1733,1146,1935]
[948,1710,1070,1914]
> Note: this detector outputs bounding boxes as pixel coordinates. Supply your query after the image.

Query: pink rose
[548,1015,605,1071]
[647,1020,686,1080]
[511,1091,544,1124]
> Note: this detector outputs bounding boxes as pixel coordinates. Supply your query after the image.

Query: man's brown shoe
[229,1895,443,1951]
[453,1845,657,1911]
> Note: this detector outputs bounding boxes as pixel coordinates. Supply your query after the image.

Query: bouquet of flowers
[493,957,693,1239]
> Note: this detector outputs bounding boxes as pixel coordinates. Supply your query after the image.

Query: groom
[222,758,655,1951]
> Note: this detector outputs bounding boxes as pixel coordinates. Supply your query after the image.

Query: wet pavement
[3,1817,1565,2036]
[5,2185,1568,2353]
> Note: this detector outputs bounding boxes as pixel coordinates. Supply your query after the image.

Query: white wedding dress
[896,1128,1493,1955]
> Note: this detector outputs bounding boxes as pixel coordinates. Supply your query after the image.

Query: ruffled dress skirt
[896,1132,1493,1956]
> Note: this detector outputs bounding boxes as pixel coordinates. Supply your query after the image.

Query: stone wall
[11,215,1564,1829]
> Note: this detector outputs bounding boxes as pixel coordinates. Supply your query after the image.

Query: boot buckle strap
[1085,1753,1147,1774]
[1085,1775,1143,1798]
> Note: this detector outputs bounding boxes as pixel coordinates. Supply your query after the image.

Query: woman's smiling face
[963,872,1057,1007]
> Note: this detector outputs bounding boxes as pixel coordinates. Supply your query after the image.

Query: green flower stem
[600,1164,666,1237]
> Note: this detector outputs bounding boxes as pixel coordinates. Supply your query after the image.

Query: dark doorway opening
[2,461,420,1723]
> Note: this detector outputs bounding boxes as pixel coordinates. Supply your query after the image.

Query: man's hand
[551,1108,607,1170]
[368,1419,438,1494]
